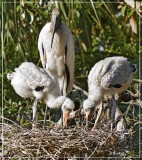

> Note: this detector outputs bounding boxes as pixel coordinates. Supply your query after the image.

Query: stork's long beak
[63,110,70,128]
[51,14,61,48]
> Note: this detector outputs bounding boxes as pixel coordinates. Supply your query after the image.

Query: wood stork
[7,62,75,128]
[83,56,136,131]
[38,8,75,96]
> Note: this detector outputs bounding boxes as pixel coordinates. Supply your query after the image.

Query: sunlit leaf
[121,5,127,16]
[127,8,136,18]
[81,42,87,52]
[26,9,34,24]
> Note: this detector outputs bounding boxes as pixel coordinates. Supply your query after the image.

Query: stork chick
[83,56,136,131]
[38,8,75,96]
[7,62,74,129]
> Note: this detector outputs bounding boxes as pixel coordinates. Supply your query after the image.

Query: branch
[73,84,88,96]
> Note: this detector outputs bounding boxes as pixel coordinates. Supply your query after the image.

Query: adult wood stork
[7,62,75,128]
[38,8,75,96]
[83,56,136,131]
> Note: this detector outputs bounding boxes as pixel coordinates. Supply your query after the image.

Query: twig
[44,105,48,126]
[73,84,88,96]
[2,116,24,130]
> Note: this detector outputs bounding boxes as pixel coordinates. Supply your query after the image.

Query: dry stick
[53,133,72,158]
[73,84,88,96]
[0,122,13,129]
[87,133,112,159]
[41,147,55,160]
[2,116,23,130]
[133,79,142,83]
[43,104,48,126]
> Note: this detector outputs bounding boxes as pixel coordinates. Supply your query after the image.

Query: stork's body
[7,62,74,128]
[38,8,75,96]
[83,56,136,131]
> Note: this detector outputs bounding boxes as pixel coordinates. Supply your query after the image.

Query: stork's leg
[43,104,48,126]
[61,109,63,127]
[85,110,91,128]
[79,110,83,126]
[78,90,83,126]
[32,99,38,129]
[111,96,117,131]
[92,102,103,131]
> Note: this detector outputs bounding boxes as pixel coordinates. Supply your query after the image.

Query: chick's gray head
[130,63,137,72]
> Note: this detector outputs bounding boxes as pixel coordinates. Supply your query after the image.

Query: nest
[1,121,132,159]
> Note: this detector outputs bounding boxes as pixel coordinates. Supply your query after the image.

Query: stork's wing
[15,62,52,90]
[102,64,131,88]
[38,35,46,68]
[65,33,75,92]
[38,23,51,68]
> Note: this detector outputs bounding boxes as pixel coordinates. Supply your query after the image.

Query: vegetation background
[0,0,142,158]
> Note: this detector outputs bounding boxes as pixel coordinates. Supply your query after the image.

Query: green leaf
[127,8,136,18]
[81,42,87,52]
[121,5,127,16]
[26,9,34,24]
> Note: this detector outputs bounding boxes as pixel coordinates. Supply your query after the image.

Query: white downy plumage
[38,8,75,96]
[83,56,136,131]
[7,62,74,128]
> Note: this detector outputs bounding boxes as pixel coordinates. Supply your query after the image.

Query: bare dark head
[52,8,61,16]
[50,8,62,48]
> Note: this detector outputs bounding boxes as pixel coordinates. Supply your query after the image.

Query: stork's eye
[66,108,72,112]
[63,106,72,112]
[130,63,136,68]
[84,108,91,112]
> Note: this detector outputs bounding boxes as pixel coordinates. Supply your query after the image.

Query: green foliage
[1,1,140,73]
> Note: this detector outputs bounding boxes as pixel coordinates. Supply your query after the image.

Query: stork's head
[130,63,137,72]
[83,99,95,126]
[61,98,75,128]
[50,8,61,48]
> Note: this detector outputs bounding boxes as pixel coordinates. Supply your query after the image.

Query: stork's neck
[88,86,103,106]
[44,94,66,109]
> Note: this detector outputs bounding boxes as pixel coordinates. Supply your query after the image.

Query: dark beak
[51,15,60,48]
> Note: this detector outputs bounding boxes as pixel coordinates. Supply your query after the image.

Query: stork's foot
[32,122,38,130]
[32,125,37,130]
[91,124,98,132]
[111,122,115,132]
[85,125,89,131]
[32,124,38,129]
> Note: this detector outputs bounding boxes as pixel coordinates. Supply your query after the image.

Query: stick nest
[1,122,131,159]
